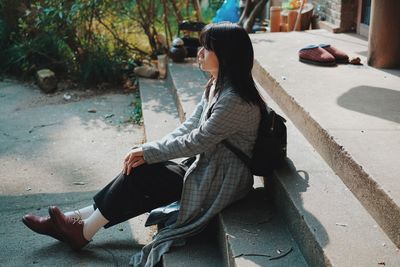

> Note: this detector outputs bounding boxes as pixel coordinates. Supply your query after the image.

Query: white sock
[82,209,109,241]
[64,205,95,220]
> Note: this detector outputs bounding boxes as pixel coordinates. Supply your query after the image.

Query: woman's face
[197,46,219,77]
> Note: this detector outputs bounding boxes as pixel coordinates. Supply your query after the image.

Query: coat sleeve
[142,91,253,164]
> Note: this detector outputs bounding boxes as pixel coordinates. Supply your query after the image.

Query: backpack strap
[221,139,252,168]
[206,100,258,170]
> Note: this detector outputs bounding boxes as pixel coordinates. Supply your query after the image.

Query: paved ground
[0,79,153,266]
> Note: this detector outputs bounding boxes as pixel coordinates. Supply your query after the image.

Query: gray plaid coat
[131,86,261,267]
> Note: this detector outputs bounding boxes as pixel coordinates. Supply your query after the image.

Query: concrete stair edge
[162,218,223,267]
[217,188,309,267]
[253,59,400,248]
[167,59,206,122]
[254,81,400,266]
[138,77,181,143]
[166,64,186,123]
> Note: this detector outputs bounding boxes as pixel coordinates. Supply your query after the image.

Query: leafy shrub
[0,0,207,87]
[79,45,122,86]
[0,19,9,48]
[0,33,73,76]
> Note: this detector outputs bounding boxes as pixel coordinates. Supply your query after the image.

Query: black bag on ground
[208,104,287,176]
[145,201,180,228]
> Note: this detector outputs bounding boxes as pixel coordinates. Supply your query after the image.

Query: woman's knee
[127,163,152,176]
[124,162,162,182]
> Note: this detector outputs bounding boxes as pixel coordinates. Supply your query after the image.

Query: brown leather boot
[22,214,64,241]
[48,206,90,250]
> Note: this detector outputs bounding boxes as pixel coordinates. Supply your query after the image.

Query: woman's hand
[123,147,145,175]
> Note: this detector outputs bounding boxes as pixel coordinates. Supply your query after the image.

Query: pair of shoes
[298,44,349,66]
[22,214,64,242]
[48,206,90,250]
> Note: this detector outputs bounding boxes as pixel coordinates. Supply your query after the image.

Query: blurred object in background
[177,21,206,58]
[213,0,240,23]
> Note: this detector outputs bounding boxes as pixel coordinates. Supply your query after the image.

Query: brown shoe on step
[319,44,349,64]
[298,45,336,66]
[48,206,90,250]
[22,214,64,241]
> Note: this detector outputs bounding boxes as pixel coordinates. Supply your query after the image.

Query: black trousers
[93,161,186,228]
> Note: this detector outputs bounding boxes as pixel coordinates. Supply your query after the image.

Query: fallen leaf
[227,234,236,239]
[270,247,293,260]
[88,108,97,113]
[73,182,86,185]
[242,228,258,234]
[234,253,271,258]
[63,93,72,100]
[349,57,362,65]
[104,113,114,119]
[257,218,272,224]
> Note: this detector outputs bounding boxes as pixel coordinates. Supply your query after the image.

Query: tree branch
[94,12,149,56]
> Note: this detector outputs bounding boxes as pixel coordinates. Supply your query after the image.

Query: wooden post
[368,0,400,68]
[293,0,304,31]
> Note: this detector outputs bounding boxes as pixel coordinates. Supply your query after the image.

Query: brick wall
[312,0,340,25]
[313,0,357,32]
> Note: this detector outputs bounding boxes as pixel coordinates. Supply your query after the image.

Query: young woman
[22,22,264,266]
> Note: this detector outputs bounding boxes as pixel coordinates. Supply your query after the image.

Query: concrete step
[162,218,224,267]
[168,59,400,266]
[167,59,205,122]
[168,60,309,266]
[251,30,400,248]
[218,187,308,267]
[139,77,181,142]
[138,76,224,266]
[256,85,400,266]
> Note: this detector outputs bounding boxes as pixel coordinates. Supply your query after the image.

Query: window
[361,0,371,25]
[357,0,371,38]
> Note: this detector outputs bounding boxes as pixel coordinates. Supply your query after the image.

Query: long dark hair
[199,22,265,107]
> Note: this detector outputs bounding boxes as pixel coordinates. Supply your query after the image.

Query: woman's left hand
[123,147,145,175]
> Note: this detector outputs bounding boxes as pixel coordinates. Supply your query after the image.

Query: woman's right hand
[123,147,145,175]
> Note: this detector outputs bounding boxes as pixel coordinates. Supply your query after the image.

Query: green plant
[79,43,122,86]
[0,33,73,75]
[0,19,9,48]
[0,0,205,86]
[128,93,143,125]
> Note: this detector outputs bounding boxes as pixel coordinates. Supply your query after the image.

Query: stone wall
[313,0,341,26]
[312,0,357,32]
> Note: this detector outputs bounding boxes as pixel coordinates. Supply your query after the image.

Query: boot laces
[71,210,84,225]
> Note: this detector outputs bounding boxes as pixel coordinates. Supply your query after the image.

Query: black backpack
[208,104,287,176]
